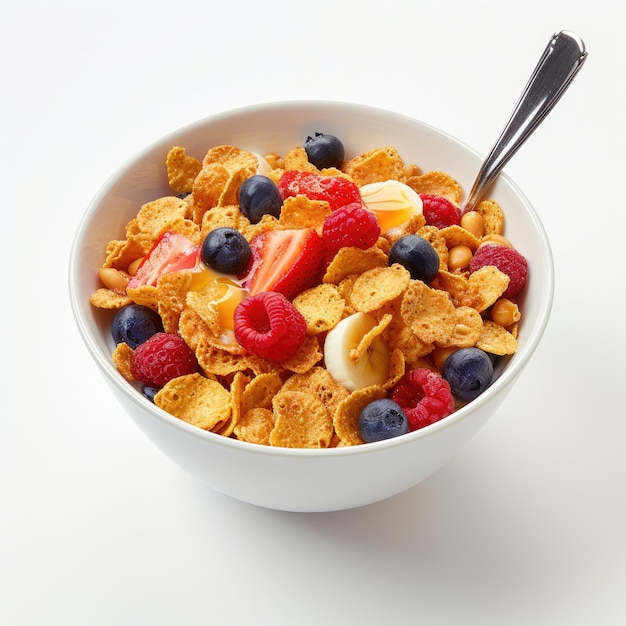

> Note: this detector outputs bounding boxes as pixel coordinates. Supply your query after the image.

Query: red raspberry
[278,170,361,211]
[420,194,462,229]
[233,291,306,361]
[131,332,198,387]
[469,244,528,298]
[322,202,381,257]
[390,368,455,431]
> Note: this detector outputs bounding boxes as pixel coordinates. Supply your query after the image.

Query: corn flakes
[166,146,202,194]
[154,372,231,430]
[269,391,333,448]
[348,264,411,314]
[91,136,527,449]
[234,408,275,445]
[293,284,345,335]
[341,147,406,186]
[406,170,463,204]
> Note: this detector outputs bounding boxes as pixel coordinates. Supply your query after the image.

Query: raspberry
[233,291,306,361]
[469,244,528,298]
[278,170,362,211]
[131,332,198,387]
[390,368,455,431]
[420,194,462,229]
[322,202,381,257]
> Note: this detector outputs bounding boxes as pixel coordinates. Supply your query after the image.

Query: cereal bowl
[69,101,553,512]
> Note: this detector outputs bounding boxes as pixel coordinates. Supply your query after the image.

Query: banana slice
[324,312,390,391]
[252,152,273,175]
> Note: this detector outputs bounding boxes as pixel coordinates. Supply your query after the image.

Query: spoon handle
[465,30,587,209]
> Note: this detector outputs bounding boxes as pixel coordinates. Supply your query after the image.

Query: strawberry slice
[241,228,327,300]
[126,231,200,290]
[278,171,362,211]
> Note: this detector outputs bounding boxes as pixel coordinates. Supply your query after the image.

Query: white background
[2,1,625,624]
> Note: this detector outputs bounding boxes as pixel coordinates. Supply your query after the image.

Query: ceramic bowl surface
[69,101,553,511]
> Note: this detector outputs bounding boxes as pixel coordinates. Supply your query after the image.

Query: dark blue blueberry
[442,347,494,402]
[388,235,440,283]
[141,385,160,402]
[359,399,409,443]
[111,304,164,349]
[238,175,282,224]
[303,132,345,169]
[201,227,251,275]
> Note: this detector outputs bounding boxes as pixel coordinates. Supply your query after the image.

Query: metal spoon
[465,30,587,210]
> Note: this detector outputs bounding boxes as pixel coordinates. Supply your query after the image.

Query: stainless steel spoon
[465,30,588,210]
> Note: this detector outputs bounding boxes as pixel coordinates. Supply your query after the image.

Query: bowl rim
[68,99,554,458]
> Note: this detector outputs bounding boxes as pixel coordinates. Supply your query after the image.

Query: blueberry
[111,304,164,349]
[141,385,160,402]
[303,132,345,169]
[442,347,494,402]
[201,227,251,275]
[359,399,409,443]
[388,235,440,283]
[238,175,282,224]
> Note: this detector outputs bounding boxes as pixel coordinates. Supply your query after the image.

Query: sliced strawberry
[126,231,200,290]
[277,171,362,211]
[241,228,327,300]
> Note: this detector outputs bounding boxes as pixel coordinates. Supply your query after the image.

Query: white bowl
[69,101,554,512]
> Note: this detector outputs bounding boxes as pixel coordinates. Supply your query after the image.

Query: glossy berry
[391,368,455,431]
[233,291,307,361]
[277,170,361,212]
[420,194,462,229]
[322,202,381,257]
[201,227,251,275]
[141,385,160,402]
[469,244,528,298]
[130,332,198,387]
[388,234,440,283]
[238,175,282,224]
[442,347,493,402]
[359,399,409,443]
[303,132,345,169]
[111,304,164,349]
